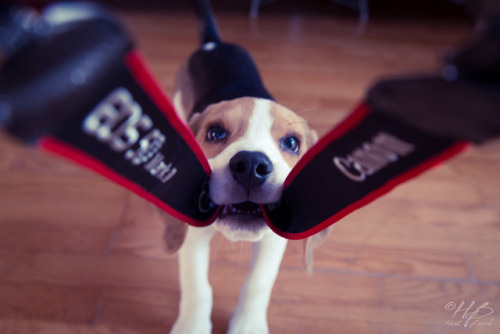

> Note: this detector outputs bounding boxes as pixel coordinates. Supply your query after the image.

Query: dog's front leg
[171,225,216,334]
[228,233,288,334]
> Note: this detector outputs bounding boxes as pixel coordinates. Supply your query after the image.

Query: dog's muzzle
[210,151,274,225]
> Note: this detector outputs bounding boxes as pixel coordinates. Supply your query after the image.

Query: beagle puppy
[168,1,322,333]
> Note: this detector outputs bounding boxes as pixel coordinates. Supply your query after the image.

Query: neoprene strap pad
[0,3,218,226]
[262,104,468,239]
[40,52,219,226]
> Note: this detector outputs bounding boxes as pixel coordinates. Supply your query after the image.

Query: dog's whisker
[296,107,322,116]
[286,120,309,126]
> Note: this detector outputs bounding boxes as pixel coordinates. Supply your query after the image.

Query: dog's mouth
[215,201,270,241]
[219,201,265,222]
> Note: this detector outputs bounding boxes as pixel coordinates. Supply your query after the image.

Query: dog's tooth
[223,204,263,216]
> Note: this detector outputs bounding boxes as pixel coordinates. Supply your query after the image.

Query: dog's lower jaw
[214,216,271,242]
[212,200,277,242]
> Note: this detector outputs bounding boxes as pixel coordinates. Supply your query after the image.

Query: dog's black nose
[229,151,273,190]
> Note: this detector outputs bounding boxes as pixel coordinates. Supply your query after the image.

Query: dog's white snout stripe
[247,99,292,186]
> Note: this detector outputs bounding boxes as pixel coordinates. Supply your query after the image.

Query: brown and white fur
[167,1,326,333]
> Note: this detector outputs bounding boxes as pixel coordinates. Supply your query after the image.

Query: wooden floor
[1,4,499,334]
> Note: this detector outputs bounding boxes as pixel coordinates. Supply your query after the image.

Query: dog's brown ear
[187,112,203,135]
[159,209,188,254]
[161,110,204,253]
[307,129,318,149]
[303,225,333,275]
[301,126,325,274]
[302,124,318,154]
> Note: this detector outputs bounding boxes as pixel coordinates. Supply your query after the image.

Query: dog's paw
[227,314,269,334]
[170,316,212,334]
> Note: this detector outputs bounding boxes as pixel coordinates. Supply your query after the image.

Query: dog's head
[189,97,317,242]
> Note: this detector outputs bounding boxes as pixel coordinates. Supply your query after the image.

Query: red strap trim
[124,50,212,174]
[285,103,370,187]
[39,136,219,227]
[265,140,469,240]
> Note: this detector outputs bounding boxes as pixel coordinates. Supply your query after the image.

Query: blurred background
[0,1,499,334]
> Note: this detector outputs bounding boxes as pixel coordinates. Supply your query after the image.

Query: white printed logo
[83,87,177,183]
[333,132,415,182]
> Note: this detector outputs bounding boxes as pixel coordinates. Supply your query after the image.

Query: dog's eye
[281,135,300,154]
[206,125,228,142]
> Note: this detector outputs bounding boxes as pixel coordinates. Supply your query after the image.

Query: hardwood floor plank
[109,194,177,260]
[0,135,127,254]
[0,319,141,334]
[284,241,471,279]
[0,250,178,289]
[0,282,101,323]
[96,288,179,334]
